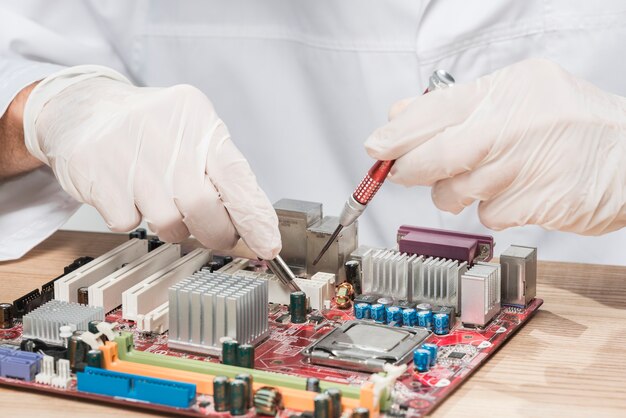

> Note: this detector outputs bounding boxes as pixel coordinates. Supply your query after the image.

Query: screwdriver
[313,70,456,266]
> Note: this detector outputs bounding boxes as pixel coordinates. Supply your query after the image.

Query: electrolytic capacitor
[237,344,255,369]
[414,348,430,372]
[213,376,230,412]
[385,306,402,326]
[289,291,307,324]
[207,261,222,272]
[235,374,253,409]
[0,303,13,329]
[351,407,370,418]
[306,377,321,392]
[223,256,234,265]
[422,343,438,367]
[344,260,362,295]
[402,308,417,327]
[370,304,385,323]
[86,349,103,368]
[415,303,432,312]
[68,331,89,371]
[417,310,433,329]
[313,393,332,418]
[433,312,450,335]
[324,388,342,418]
[229,379,247,415]
[354,303,371,320]
[77,287,89,305]
[377,297,393,307]
[222,340,239,365]
[88,320,101,334]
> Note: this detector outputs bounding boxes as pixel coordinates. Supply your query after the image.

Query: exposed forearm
[0,82,42,179]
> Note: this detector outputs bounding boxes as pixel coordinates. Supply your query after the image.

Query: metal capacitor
[77,287,89,305]
[354,303,371,320]
[402,308,418,327]
[289,291,307,323]
[422,343,438,367]
[306,377,321,392]
[213,376,230,412]
[324,388,342,418]
[229,379,247,415]
[417,310,433,329]
[433,312,450,335]
[237,344,255,369]
[314,393,333,418]
[222,340,239,366]
[351,407,371,418]
[344,260,362,295]
[370,304,385,323]
[414,348,430,372]
[0,303,13,329]
[377,297,393,307]
[235,374,254,409]
[385,306,402,326]
[86,349,103,368]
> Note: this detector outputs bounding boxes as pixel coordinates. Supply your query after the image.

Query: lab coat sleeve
[0,57,82,261]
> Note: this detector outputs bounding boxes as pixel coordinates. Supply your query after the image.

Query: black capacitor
[0,303,13,329]
[229,379,247,416]
[222,340,239,366]
[129,228,147,240]
[77,287,89,305]
[344,260,362,295]
[237,344,255,369]
[235,373,253,409]
[306,377,321,392]
[88,320,101,334]
[208,261,222,273]
[223,256,234,265]
[313,393,332,418]
[86,349,103,368]
[351,407,370,418]
[69,331,89,371]
[324,388,342,418]
[213,376,230,412]
[289,291,307,324]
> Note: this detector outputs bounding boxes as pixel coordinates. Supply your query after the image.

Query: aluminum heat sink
[22,300,104,345]
[168,269,269,356]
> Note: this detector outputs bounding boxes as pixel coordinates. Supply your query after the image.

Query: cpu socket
[302,320,429,372]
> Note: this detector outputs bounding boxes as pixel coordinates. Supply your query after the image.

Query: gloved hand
[366,58,626,235]
[23,66,281,259]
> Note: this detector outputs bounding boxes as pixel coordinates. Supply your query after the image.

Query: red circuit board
[0,298,543,417]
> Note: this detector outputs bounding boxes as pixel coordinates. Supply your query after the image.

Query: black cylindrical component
[306,377,321,393]
[223,256,234,265]
[213,376,230,412]
[290,291,307,324]
[207,261,222,273]
[88,320,101,334]
[222,340,239,366]
[237,344,255,369]
[324,388,342,418]
[351,407,370,418]
[344,260,362,295]
[0,303,13,329]
[235,373,253,409]
[129,228,147,240]
[229,379,247,415]
[77,287,89,305]
[86,349,103,368]
[68,331,89,371]
[314,393,332,418]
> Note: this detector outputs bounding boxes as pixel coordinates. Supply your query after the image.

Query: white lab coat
[1,0,625,264]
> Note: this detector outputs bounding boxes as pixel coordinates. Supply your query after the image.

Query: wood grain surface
[0,231,624,417]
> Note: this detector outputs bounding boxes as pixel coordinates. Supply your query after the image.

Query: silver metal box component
[306,216,358,282]
[274,199,323,270]
[23,300,104,345]
[500,245,537,307]
[302,320,429,372]
[168,270,269,355]
[460,262,501,327]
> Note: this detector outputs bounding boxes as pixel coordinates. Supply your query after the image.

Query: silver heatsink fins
[362,249,467,310]
[22,300,104,345]
[168,269,269,355]
[460,262,501,327]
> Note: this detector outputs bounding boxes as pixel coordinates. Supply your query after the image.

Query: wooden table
[1,231,625,417]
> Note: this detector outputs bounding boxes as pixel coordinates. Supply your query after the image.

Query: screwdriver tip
[312,225,343,266]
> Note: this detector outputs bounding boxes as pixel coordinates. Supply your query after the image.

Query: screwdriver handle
[352,160,395,205]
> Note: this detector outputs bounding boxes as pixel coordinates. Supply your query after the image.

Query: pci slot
[136,302,169,333]
[55,239,149,302]
[88,244,180,313]
[122,249,210,321]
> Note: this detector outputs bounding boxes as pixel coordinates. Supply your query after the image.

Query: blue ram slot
[77,367,196,408]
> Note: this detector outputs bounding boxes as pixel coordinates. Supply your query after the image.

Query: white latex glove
[23,66,281,259]
[366,58,626,235]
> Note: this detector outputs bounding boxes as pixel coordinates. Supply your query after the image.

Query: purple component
[397,225,494,263]
[0,348,42,381]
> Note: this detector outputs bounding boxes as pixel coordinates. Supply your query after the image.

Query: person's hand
[23,66,281,259]
[366,58,626,235]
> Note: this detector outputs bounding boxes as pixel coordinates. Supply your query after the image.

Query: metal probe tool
[312,70,456,266]
[266,254,302,292]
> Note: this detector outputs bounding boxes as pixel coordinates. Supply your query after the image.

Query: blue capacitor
[417,310,433,329]
[402,308,417,327]
[433,313,450,335]
[413,349,430,373]
[385,306,402,326]
[370,304,385,323]
[354,303,371,320]
[422,343,438,367]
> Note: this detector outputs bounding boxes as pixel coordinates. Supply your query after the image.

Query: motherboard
[0,199,542,418]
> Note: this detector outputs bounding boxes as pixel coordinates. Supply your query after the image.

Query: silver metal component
[428,69,456,91]
[500,246,537,307]
[338,195,366,228]
[302,320,429,372]
[23,300,104,345]
[168,269,269,355]
[460,262,501,327]
[266,255,301,292]
[307,216,358,282]
[274,199,323,269]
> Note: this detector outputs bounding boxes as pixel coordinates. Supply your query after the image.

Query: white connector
[136,302,169,333]
[122,249,210,321]
[310,272,336,304]
[293,278,326,310]
[35,355,55,385]
[51,359,71,389]
[88,243,181,313]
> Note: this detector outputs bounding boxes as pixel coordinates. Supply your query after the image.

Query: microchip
[276,314,290,324]
[447,351,466,359]
[309,315,324,324]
